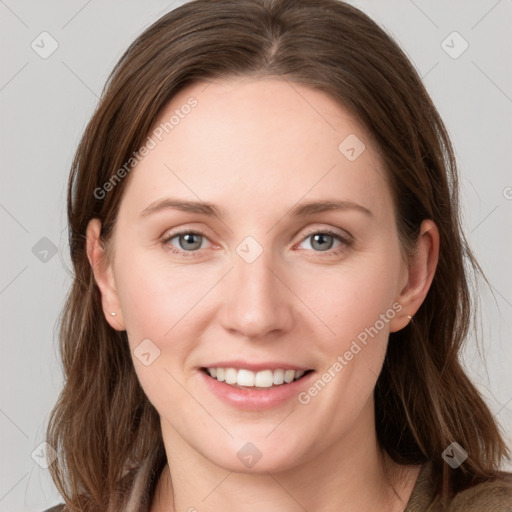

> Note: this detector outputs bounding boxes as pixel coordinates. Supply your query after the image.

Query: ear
[389,219,440,332]
[86,218,126,331]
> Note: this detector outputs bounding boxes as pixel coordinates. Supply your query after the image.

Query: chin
[198,434,312,474]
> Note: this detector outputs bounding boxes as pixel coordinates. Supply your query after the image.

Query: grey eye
[300,233,340,252]
[311,233,334,251]
[171,233,205,251]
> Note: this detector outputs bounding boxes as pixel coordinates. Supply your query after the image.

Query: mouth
[200,367,314,390]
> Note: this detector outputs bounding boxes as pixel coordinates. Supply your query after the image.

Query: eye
[161,228,352,258]
[163,230,211,255]
[297,229,351,255]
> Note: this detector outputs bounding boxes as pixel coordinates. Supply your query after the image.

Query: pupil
[312,234,333,251]
[181,233,201,250]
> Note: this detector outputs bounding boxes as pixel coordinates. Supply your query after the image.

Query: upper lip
[200,360,313,372]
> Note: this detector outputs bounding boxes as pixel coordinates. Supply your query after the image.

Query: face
[93,77,415,473]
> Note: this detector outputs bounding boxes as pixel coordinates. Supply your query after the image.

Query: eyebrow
[139,198,372,218]
[289,200,372,217]
[140,198,222,217]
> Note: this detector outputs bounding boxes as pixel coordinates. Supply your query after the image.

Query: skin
[87,77,439,511]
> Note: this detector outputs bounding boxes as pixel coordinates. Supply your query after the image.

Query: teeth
[273,368,284,385]
[225,368,237,384]
[205,367,308,387]
[255,369,273,388]
[238,369,255,387]
[284,369,295,383]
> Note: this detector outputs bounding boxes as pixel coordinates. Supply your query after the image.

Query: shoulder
[41,505,65,512]
[447,471,512,511]
[406,463,512,511]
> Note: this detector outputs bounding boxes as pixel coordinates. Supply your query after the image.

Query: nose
[219,247,295,340]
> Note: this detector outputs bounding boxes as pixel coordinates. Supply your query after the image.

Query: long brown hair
[47,0,510,510]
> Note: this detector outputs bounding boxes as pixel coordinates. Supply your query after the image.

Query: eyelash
[161,228,352,258]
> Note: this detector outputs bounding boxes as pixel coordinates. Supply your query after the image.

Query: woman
[44,0,512,510]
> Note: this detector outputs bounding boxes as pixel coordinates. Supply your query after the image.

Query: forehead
[118,77,393,223]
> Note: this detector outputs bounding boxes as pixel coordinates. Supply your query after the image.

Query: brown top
[43,462,512,511]
[405,462,512,511]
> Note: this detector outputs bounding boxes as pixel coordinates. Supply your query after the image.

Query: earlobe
[86,218,126,331]
[389,219,440,333]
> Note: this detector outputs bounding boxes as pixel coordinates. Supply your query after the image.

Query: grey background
[1,0,511,510]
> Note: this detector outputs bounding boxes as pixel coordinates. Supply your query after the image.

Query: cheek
[294,259,400,429]
[295,253,401,347]
[113,247,217,340]
[295,253,401,414]
[113,249,212,407]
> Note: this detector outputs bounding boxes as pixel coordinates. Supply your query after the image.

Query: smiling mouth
[201,367,314,389]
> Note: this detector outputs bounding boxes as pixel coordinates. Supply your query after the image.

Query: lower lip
[199,369,315,410]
